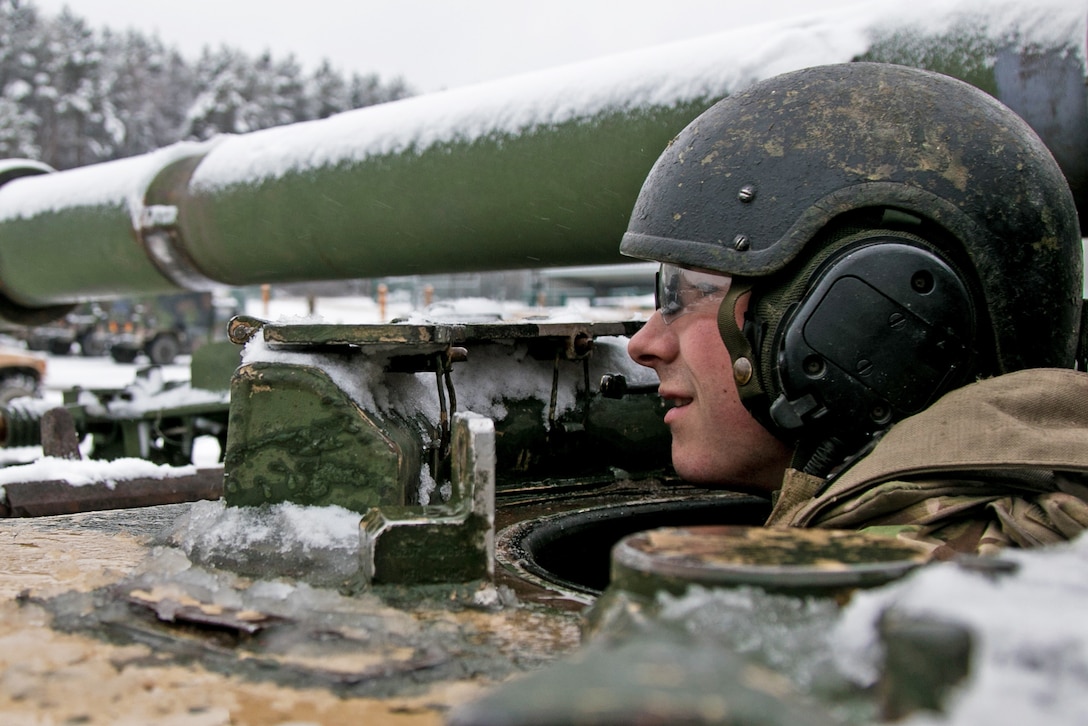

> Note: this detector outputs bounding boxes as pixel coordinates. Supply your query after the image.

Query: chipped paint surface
[0,504,582,724]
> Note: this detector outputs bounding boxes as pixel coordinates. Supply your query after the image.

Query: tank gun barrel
[0,0,1083,324]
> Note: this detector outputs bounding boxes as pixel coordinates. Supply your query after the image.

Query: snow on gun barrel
[0,0,1082,322]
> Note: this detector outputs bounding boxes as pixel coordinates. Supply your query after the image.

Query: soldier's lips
[662,395,693,424]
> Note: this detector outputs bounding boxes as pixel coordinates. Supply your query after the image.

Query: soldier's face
[628,268,790,493]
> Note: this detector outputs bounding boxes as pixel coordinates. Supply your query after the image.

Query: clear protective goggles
[654,263,732,325]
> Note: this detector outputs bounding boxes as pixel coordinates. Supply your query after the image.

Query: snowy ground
[0,353,212,468]
[40,350,191,404]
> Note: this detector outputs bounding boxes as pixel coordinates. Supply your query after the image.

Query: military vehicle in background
[16,292,239,364]
[0,1,1083,723]
[22,304,108,356]
[105,320,189,364]
[103,293,205,364]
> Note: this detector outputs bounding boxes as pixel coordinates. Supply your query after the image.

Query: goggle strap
[716,279,764,402]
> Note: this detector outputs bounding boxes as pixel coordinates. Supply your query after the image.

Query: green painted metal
[222,317,671,516]
[362,412,496,585]
[170,106,711,286]
[0,198,185,305]
[188,340,242,392]
[223,361,423,511]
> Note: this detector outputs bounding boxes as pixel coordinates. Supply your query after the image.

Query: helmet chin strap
[717,285,852,479]
[715,279,761,402]
[716,279,806,458]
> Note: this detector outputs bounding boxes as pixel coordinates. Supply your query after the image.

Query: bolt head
[733,357,753,385]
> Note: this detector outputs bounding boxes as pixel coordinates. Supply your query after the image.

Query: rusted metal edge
[249,318,644,348]
[0,466,223,518]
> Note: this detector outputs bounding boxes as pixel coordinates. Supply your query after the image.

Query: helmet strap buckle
[716,279,762,401]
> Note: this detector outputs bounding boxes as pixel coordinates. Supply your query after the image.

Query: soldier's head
[624,62,1083,484]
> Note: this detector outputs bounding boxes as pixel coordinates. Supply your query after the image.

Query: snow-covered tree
[306,59,348,120]
[33,8,110,167]
[1,0,415,167]
[1,0,46,160]
[99,29,196,158]
[350,71,410,109]
[0,95,39,158]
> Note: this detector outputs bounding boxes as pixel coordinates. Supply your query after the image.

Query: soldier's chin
[669,449,722,486]
[671,452,774,496]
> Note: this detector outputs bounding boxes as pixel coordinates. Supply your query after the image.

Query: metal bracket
[360,412,496,585]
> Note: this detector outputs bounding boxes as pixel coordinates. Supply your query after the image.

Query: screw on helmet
[621,62,1083,470]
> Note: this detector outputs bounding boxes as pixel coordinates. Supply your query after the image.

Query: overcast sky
[32,0,865,93]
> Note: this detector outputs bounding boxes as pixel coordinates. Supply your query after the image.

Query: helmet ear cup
[748,229,976,445]
[748,226,877,413]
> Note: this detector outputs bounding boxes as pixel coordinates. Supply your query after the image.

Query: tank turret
[0,4,1086,725]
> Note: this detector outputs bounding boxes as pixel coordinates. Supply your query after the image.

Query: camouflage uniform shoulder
[768,369,1088,554]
